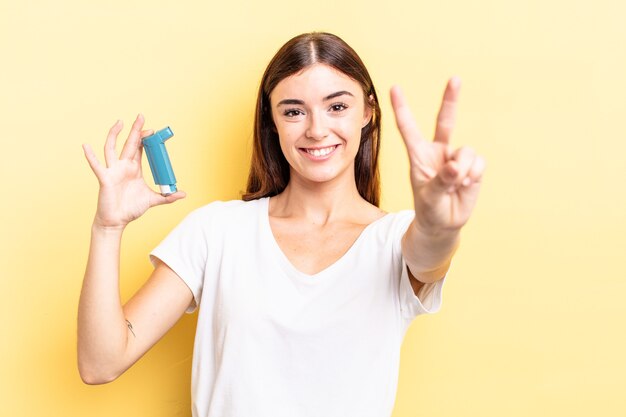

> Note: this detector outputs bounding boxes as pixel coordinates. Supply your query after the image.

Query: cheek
[276,127,301,158]
[277,126,296,144]
[340,115,365,142]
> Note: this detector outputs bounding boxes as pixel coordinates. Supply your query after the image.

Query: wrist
[410,216,460,242]
[91,221,126,236]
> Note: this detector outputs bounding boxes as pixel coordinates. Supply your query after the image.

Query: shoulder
[183,197,266,228]
[389,209,415,226]
[365,209,415,242]
[375,210,414,229]
[189,198,264,217]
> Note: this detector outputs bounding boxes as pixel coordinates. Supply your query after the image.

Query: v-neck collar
[259,197,390,282]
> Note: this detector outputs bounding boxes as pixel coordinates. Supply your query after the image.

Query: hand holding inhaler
[82,115,185,230]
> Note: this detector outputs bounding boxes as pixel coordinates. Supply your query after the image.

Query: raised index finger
[433,77,461,144]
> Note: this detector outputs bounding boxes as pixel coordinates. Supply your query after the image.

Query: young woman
[78,32,484,417]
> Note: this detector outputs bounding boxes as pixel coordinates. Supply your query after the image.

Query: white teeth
[305,146,336,157]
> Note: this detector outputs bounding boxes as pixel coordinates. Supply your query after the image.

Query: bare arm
[402,221,459,287]
[390,79,485,291]
[78,228,193,384]
[77,115,189,384]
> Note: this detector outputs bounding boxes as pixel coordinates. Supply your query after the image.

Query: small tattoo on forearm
[126,319,136,338]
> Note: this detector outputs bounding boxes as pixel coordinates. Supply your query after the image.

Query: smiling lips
[300,145,339,158]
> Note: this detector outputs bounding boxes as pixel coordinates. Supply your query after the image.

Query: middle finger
[120,114,145,160]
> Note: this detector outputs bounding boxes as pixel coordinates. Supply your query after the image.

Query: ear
[362,94,374,128]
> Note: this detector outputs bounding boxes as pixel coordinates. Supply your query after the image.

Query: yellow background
[1,0,625,415]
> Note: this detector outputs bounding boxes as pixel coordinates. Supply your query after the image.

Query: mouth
[299,145,339,158]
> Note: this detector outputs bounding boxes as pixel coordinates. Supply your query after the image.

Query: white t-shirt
[151,197,444,417]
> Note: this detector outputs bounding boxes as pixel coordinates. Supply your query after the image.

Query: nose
[305,110,329,140]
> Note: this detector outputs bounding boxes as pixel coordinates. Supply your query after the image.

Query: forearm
[77,224,131,383]
[401,219,460,283]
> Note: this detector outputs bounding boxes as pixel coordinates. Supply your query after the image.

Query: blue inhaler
[142,127,178,196]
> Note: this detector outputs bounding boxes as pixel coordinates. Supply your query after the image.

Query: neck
[270,171,365,225]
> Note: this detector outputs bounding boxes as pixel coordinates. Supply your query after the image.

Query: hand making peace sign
[391,78,485,235]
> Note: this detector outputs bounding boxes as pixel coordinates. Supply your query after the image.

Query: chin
[292,165,353,186]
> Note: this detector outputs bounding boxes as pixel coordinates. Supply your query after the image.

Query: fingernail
[462,177,471,187]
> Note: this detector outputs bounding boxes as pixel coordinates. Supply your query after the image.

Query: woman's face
[270,63,371,187]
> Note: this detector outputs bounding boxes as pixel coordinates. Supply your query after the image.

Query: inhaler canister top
[142,127,177,196]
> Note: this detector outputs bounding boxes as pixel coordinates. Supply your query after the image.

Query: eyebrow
[276,90,354,107]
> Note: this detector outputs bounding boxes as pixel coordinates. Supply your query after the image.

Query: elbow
[79,371,117,385]
[78,359,122,385]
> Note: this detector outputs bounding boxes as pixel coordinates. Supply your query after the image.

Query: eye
[329,103,348,112]
[283,109,304,117]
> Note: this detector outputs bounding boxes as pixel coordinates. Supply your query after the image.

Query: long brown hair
[243,32,382,206]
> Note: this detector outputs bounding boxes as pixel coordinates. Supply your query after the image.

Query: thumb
[150,190,187,207]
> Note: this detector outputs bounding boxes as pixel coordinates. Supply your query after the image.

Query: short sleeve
[399,265,445,319]
[150,207,211,313]
[391,211,446,321]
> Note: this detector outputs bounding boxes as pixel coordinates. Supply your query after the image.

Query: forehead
[270,64,363,101]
